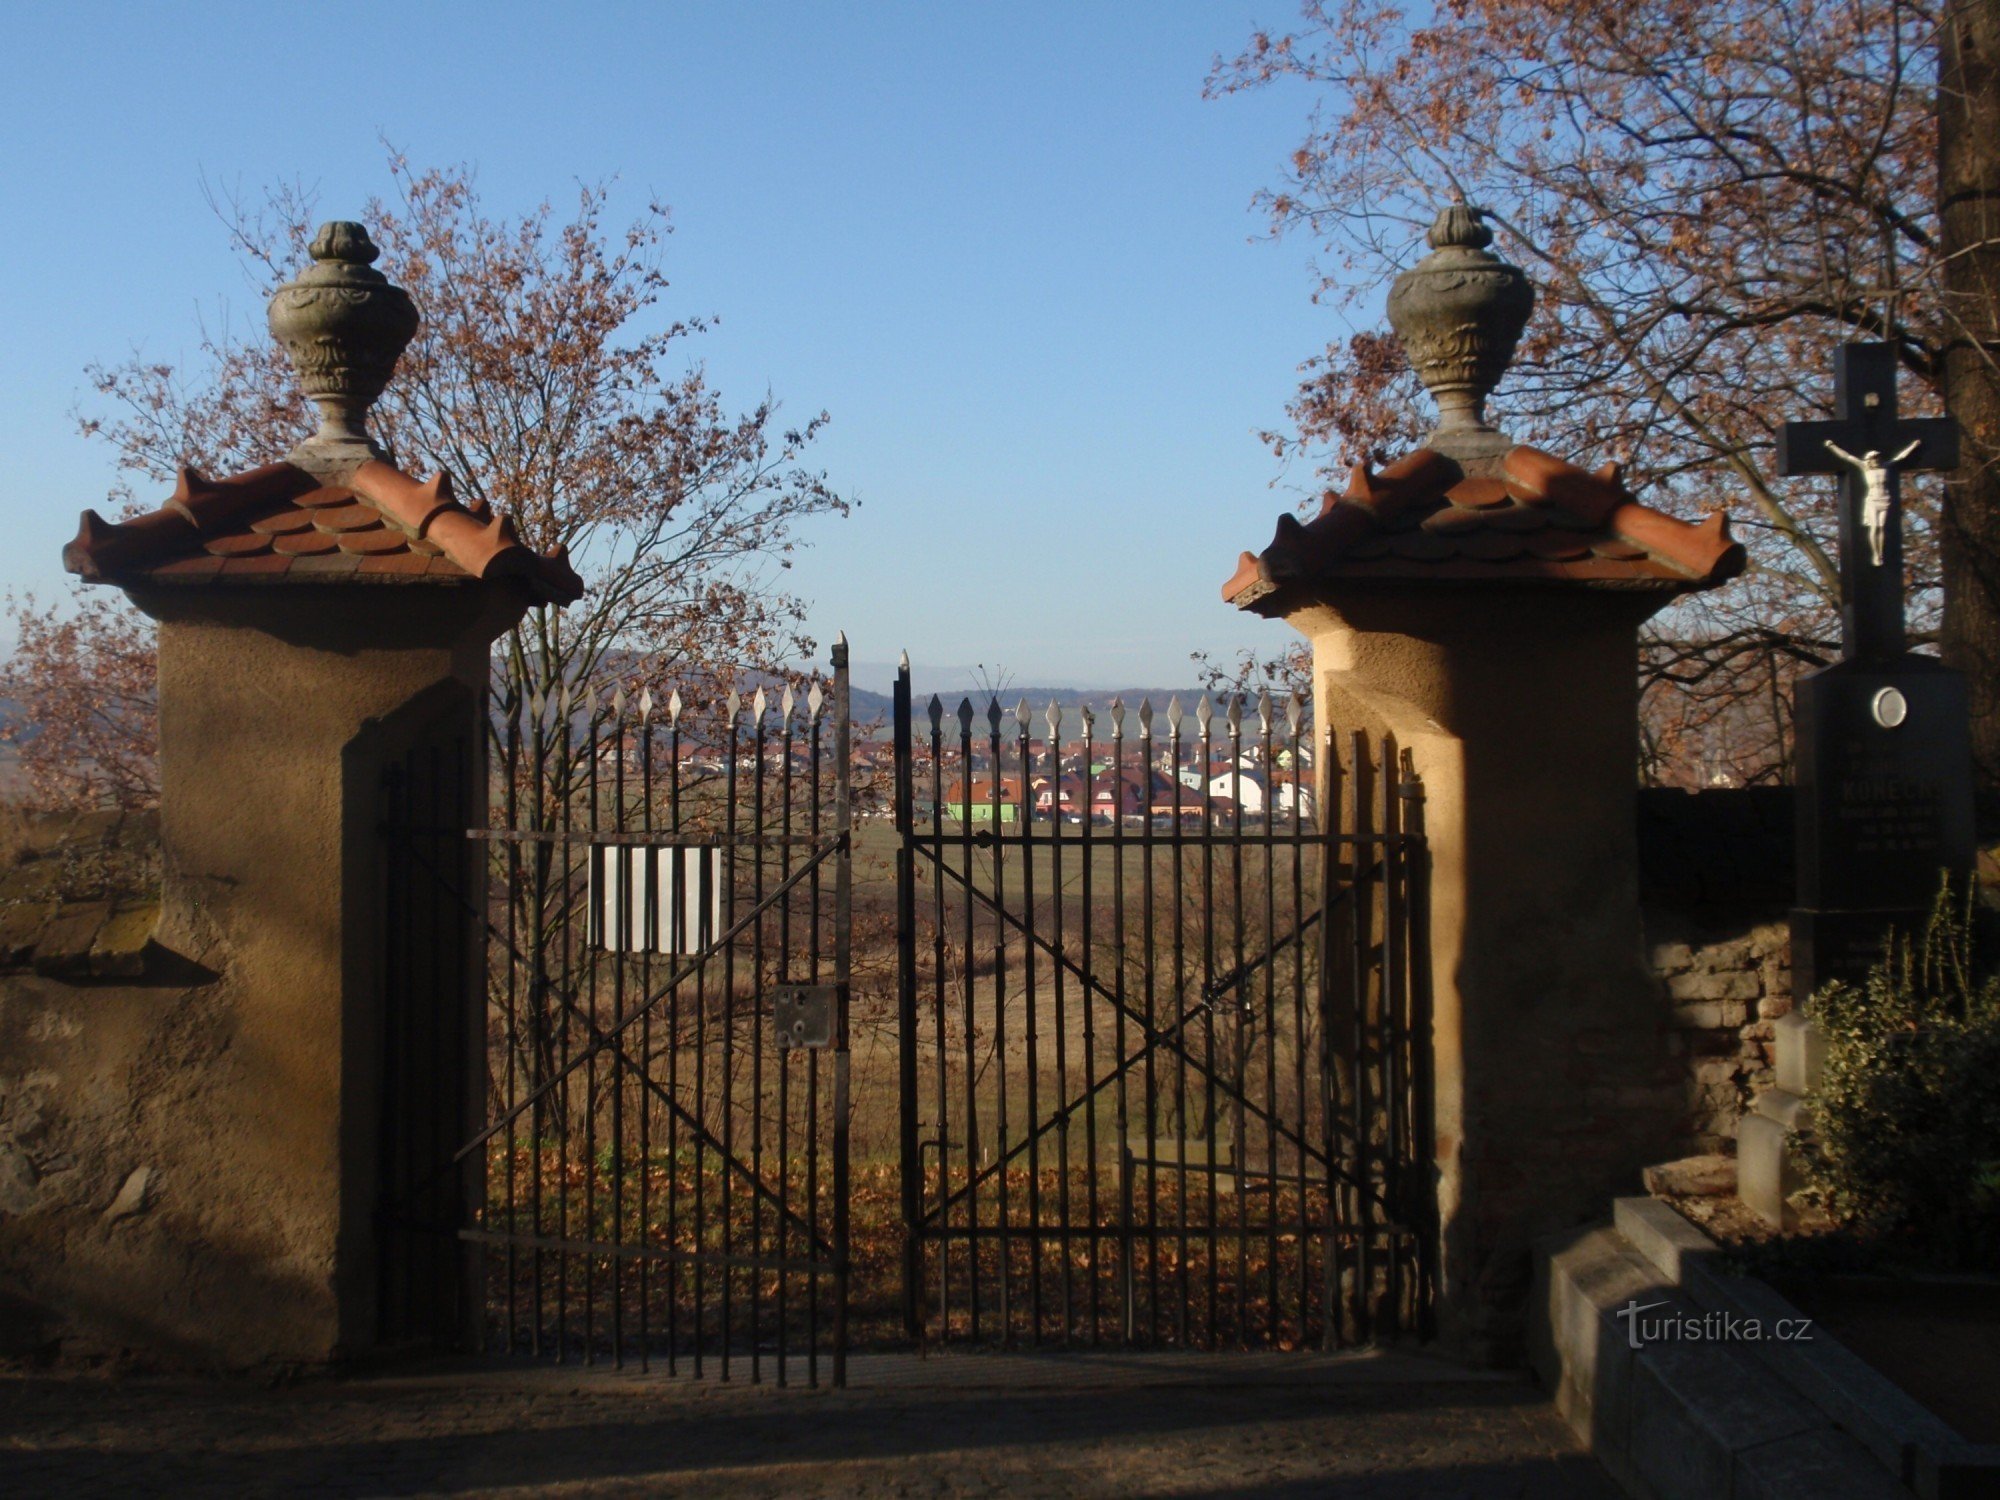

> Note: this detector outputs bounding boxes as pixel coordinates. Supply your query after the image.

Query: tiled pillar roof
[1224,443,1744,608]
[65,459,583,603]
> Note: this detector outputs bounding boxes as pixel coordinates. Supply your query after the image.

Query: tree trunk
[1938,0,2000,824]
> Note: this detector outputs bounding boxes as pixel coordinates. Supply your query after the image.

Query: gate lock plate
[773,984,840,1050]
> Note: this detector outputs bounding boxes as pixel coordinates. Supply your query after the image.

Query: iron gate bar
[1288,709,1310,1336]
[556,691,574,1355]
[897,830,1397,1012]
[720,699,738,1381]
[637,705,653,1369]
[519,964,835,1259]
[895,669,1430,1352]
[1170,706,1192,1345]
[1017,705,1042,1339]
[1382,738,1406,1339]
[928,696,951,1335]
[751,700,766,1381]
[383,651,855,1384]
[457,828,847,846]
[567,1001,837,1259]
[1403,758,1437,1339]
[1350,730,1375,1344]
[830,634,853,1388]
[383,834,837,1258]
[1318,731,1342,1349]
[1106,703,1131,1344]
[586,700,602,1359]
[906,930,1355,1233]
[1260,701,1281,1343]
[900,829,1423,847]
[956,701,979,1336]
[728,700,744,1384]
[1076,705,1097,1341]
[982,701,1010,1335]
[459,1227,833,1278]
[893,661,921,1341]
[502,691,521,1352]
[907,838,1366,1191]
[775,691,793,1380]
[450,836,844,1166]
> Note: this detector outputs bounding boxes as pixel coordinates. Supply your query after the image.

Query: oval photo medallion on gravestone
[1872,686,1908,729]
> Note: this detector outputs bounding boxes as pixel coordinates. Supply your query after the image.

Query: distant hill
[845,683,1313,746]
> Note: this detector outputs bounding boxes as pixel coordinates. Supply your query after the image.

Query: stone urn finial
[267,221,419,473]
[1386,202,1534,460]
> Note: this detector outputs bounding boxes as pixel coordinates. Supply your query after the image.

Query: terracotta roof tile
[272,529,340,556]
[1482,505,1551,533]
[1590,538,1648,561]
[337,526,409,555]
[204,533,271,557]
[1457,531,1525,562]
[1526,532,1593,561]
[312,501,384,532]
[250,509,316,535]
[1224,443,1745,607]
[356,551,436,578]
[65,458,583,605]
[288,552,364,577]
[218,553,295,578]
[147,554,226,581]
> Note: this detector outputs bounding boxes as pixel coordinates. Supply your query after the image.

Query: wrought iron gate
[382,641,1430,1378]
[380,641,854,1384]
[891,661,1431,1349]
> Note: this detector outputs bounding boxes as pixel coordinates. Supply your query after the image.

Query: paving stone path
[0,1350,1617,1498]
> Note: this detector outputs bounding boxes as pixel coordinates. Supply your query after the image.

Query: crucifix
[1777,342,1957,662]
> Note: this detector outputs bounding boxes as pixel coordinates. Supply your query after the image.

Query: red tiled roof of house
[64,458,584,605]
[1223,445,1745,607]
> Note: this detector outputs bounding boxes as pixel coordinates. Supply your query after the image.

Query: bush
[1797,880,2000,1270]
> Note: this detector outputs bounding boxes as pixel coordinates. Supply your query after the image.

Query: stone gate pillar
[58,222,581,1364]
[1223,206,1745,1363]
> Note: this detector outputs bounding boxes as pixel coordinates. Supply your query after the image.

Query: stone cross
[1777,342,1956,662]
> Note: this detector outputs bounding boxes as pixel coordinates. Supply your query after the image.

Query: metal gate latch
[773,984,838,1050]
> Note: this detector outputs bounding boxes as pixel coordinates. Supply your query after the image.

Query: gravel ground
[0,1349,1617,1499]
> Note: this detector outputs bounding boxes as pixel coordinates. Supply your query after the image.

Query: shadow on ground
[0,1352,1616,1498]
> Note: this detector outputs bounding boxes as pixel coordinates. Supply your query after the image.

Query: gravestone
[1778,342,1976,1000]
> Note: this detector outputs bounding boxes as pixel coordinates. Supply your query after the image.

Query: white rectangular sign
[589,845,720,954]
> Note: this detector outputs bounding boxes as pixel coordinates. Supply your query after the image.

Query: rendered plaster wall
[1290,587,1680,1366]
[0,586,512,1368]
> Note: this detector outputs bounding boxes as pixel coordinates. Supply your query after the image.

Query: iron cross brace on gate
[1776,342,1956,663]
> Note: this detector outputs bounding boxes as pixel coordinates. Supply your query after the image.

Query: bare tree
[0,590,156,809]
[1208,0,1982,787]
[9,152,851,809]
[1938,0,2000,810]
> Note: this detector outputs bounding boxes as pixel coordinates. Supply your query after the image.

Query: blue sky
[2,2,1365,690]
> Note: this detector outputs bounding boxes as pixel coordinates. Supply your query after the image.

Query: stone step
[1533,1209,1919,1499]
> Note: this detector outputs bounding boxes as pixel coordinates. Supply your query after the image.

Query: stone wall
[0,810,331,1370]
[1636,788,1794,1155]
[0,811,206,1365]
[1644,909,1791,1153]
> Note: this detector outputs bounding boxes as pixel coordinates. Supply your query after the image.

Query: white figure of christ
[1823,438,1920,567]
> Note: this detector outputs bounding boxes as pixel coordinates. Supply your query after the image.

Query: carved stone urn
[267,221,419,471]
[1385,203,1534,459]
